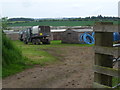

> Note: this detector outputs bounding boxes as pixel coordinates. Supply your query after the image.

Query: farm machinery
[19,26,51,45]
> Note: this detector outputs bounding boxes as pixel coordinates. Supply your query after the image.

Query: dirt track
[2,46,94,88]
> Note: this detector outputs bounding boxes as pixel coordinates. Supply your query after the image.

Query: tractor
[19,26,51,45]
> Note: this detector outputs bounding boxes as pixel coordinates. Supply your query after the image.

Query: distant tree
[8,18,34,21]
[2,17,8,30]
[91,16,96,19]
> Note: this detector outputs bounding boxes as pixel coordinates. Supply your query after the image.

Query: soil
[2,46,94,88]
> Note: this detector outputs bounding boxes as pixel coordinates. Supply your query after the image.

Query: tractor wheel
[36,39,41,45]
[20,38,23,41]
[42,42,46,44]
[32,39,36,45]
[46,40,50,44]
[42,39,50,44]
[23,39,28,44]
[24,41,28,44]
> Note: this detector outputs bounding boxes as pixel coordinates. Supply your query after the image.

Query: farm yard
[2,22,120,88]
[1,0,120,88]
[2,40,94,88]
[2,40,120,88]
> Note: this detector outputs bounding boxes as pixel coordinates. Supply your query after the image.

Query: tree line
[7,15,119,22]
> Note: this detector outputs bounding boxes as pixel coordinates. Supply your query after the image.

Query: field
[8,20,118,26]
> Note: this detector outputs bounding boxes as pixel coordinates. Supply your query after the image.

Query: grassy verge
[2,62,32,78]
[2,34,32,78]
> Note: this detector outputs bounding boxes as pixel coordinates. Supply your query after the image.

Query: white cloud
[1,0,120,18]
[1,0,119,3]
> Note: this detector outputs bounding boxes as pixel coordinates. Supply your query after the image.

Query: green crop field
[8,20,119,26]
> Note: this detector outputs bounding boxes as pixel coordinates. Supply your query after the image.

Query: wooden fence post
[93,22,120,88]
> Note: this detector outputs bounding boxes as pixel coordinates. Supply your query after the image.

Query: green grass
[2,34,31,78]
[13,40,93,66]
[8,20,119,26]
[2,34,22,66]
[2,62,32,78]
[14,41,58,66]
[47,40,93,47]
[112,77,120,89]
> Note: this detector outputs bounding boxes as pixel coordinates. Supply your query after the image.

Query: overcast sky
[0,0,120,18]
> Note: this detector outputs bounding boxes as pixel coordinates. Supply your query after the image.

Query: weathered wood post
[93,22,120,88]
